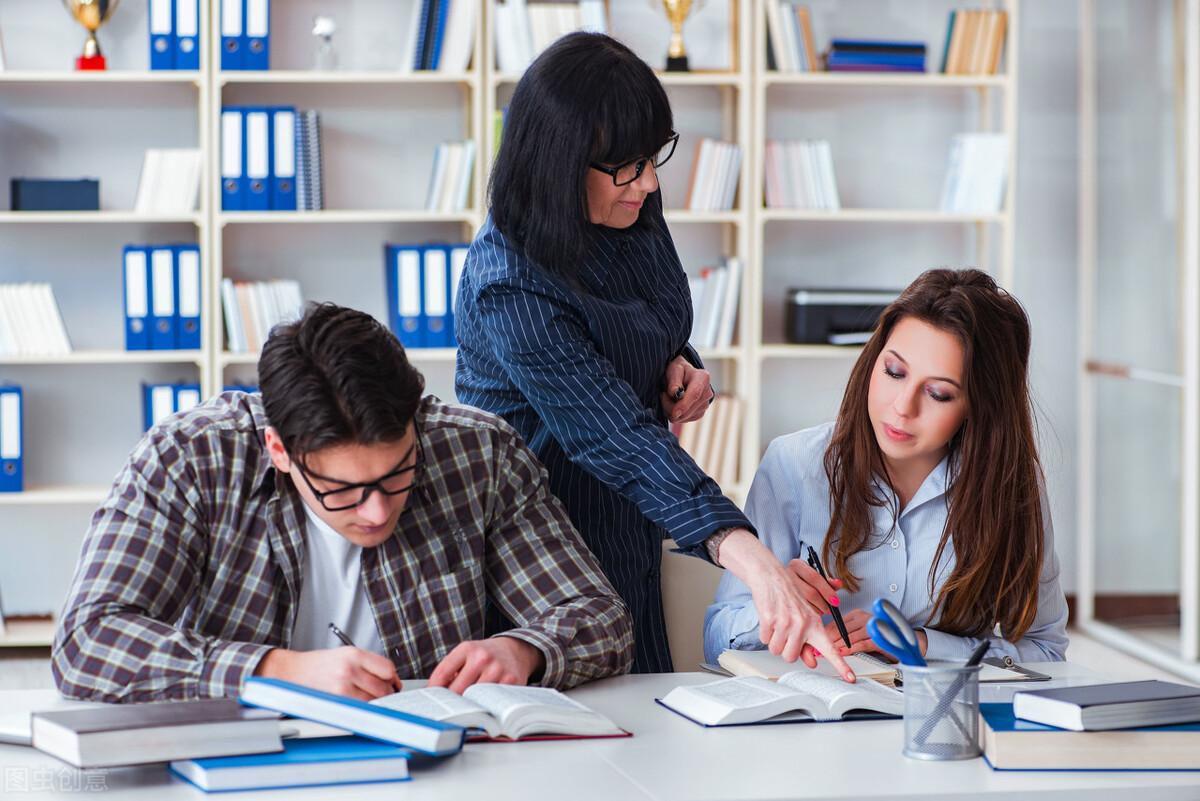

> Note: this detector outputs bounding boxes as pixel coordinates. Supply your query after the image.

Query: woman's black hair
[488,32,674,280]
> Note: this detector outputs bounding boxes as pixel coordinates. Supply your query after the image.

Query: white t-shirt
[290,501,388,657]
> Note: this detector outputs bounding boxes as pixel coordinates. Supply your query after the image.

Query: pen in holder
[901,662,982,761]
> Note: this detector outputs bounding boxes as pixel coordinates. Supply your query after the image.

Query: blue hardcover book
[428,0,452,70]
[149,0,176,70]
[270,107,297,211]
[243,107,271,212]
[239,678,465,756]
[170,737,412,793]
[939,11,957,73]
[829,38,926,52]
[422,246,450,347]
[175,244,202,350]
[388,245,425,349]
[0,386,23,493]
[981,703,1200,771]
[413,0,435,69]
[123,245,151,351]
[826,52,926,69]
[220,0,243,70]
[221,108,245,211]
[243,0,270,70]
[149,246,178,350]
[446,244,468,347]
[175,0,201,70]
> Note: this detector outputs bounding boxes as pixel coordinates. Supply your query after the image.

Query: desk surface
[2,664,1200,801]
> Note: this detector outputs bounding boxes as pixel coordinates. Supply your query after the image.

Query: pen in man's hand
[806,545,852,651]
[329,622,355,648]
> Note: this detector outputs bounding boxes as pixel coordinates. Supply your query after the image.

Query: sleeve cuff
[678,344,704,370]
[493,629,567,689]
[202,641,277,699]
[920,627,974,662]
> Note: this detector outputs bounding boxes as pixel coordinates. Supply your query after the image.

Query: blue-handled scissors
[867,598,926,667]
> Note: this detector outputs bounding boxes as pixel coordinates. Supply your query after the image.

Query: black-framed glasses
[293,435,424,512]
[590,132,680,186]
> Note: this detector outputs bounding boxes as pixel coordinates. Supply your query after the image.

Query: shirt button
[891,539,900,549]
[889,583,899,593]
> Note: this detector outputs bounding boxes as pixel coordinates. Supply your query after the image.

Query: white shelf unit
[749,0,1018,451]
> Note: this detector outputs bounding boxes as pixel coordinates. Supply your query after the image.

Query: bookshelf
[0,0,1020,645]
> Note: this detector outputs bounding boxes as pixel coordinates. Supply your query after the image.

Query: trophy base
[665,55,690,72]
[76,54,107,71]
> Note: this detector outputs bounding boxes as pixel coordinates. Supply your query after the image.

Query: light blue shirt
[703,422,1069,665]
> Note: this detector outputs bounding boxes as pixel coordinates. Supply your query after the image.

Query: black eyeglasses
[293,435,424,512]
[590,132,680,187]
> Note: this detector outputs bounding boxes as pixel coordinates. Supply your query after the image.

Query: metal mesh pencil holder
[901,662,982,761]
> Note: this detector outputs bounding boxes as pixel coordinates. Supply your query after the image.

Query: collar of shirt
[870,452,953,531]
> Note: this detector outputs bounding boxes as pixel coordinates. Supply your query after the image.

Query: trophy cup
[63,0,121,71]
[661,0,694,72]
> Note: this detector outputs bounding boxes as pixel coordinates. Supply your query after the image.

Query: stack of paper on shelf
[221,278,304,354]
[763,140,839,210]
[939,133,1008,214]
[673,395,742,487]
[425,141,476,213]
[941,10,1008,75]
[0,284,72,357]
[687,258,741,350]
[134,149,202,215]
[764,1,818,72]
[685,139,743,212]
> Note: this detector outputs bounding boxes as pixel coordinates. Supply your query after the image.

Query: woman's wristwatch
[704,526,738,566]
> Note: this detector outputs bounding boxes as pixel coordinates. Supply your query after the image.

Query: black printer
[786,288,899,345]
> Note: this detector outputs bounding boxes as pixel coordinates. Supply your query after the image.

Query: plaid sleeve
[482,429,634,690]
[51,428,272,702]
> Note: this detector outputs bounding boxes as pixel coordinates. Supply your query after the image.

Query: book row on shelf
[134,150,204,215]
[221,279,303,354]
[401,0,479,73]
[687,258,742,351]
[425,142,477,214]
[684,140,744,214]
[0,285,71,358]
[124,244,204,351]
[938,133,1009,215]
[765,3,1007,76]
[763,140,840,212]
[673,394,742,490]
[221,107,313,213]
[494,0,608,74]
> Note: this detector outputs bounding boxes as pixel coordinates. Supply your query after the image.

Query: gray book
[1013,680,1200,731]
[32,699,282,769]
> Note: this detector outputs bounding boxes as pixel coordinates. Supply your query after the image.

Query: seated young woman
[704,268,1068,666]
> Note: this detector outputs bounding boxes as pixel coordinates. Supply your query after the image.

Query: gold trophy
[661,0,695,72]
[63,0,121,71]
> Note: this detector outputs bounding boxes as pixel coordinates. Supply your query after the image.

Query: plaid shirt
[52,392,633,702]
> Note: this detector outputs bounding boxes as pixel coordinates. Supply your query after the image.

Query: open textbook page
[659,672,902,726]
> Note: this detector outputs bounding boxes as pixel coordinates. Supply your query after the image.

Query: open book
[659,671,903,727]
[718,648,900,686]
[370,685,626,741]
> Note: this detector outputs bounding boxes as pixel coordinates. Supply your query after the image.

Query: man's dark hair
[488,31,674,281]
[259,303,425,457]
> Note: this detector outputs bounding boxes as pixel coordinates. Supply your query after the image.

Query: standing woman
[455,32,852,679]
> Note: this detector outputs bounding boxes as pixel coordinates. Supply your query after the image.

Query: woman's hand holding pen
[786,559,845,617]
[822,609,930,659]
[661,355,713,424]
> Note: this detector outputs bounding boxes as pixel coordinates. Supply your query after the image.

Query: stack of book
[0,284,71,357]
[425,142,476,213]
[938,133,1008,214]
[763,140,840,210]
[220,278,304,354]
[685,139,742,212]
[764,1,818,72]
[940,10,1008,75]
[296,110,324,212]
[825,39,926,73]
[134,149,203,215]
[221,107,302,213]
[494,0,608,73]
[687,258,742,350]
[673,395,742,487]
[143,383,201,431]
[402,0,478,73]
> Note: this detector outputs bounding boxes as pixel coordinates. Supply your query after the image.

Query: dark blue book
[981,703,1200,771]
[829,38,926,53]
[827,52,926,69]
[170,736,413,792]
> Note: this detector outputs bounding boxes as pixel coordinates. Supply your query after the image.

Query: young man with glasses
[52,303,633,702]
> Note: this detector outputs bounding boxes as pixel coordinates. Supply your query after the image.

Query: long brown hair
[822,269,1044,641]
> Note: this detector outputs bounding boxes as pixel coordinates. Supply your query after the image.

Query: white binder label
[152,249,176,316]
[246,112,269,180]
[0,392,19,459]
[177,388,201,411]
[450,247,468,312]
[221,0,243,36]
[179,249,201,317]
[125,250,148,318]
[222,111,242,177]
[246,0,269,37]
[399,251,421,317]
[274,110,296,178]
[177,0,199,37]
[150,0,172,34]
[424,250,448,316]
[151,386,175,425]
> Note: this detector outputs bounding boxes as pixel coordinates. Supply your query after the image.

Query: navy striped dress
[454,193,752,672]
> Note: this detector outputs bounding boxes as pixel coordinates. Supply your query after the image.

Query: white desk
[2,664,1199,800]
